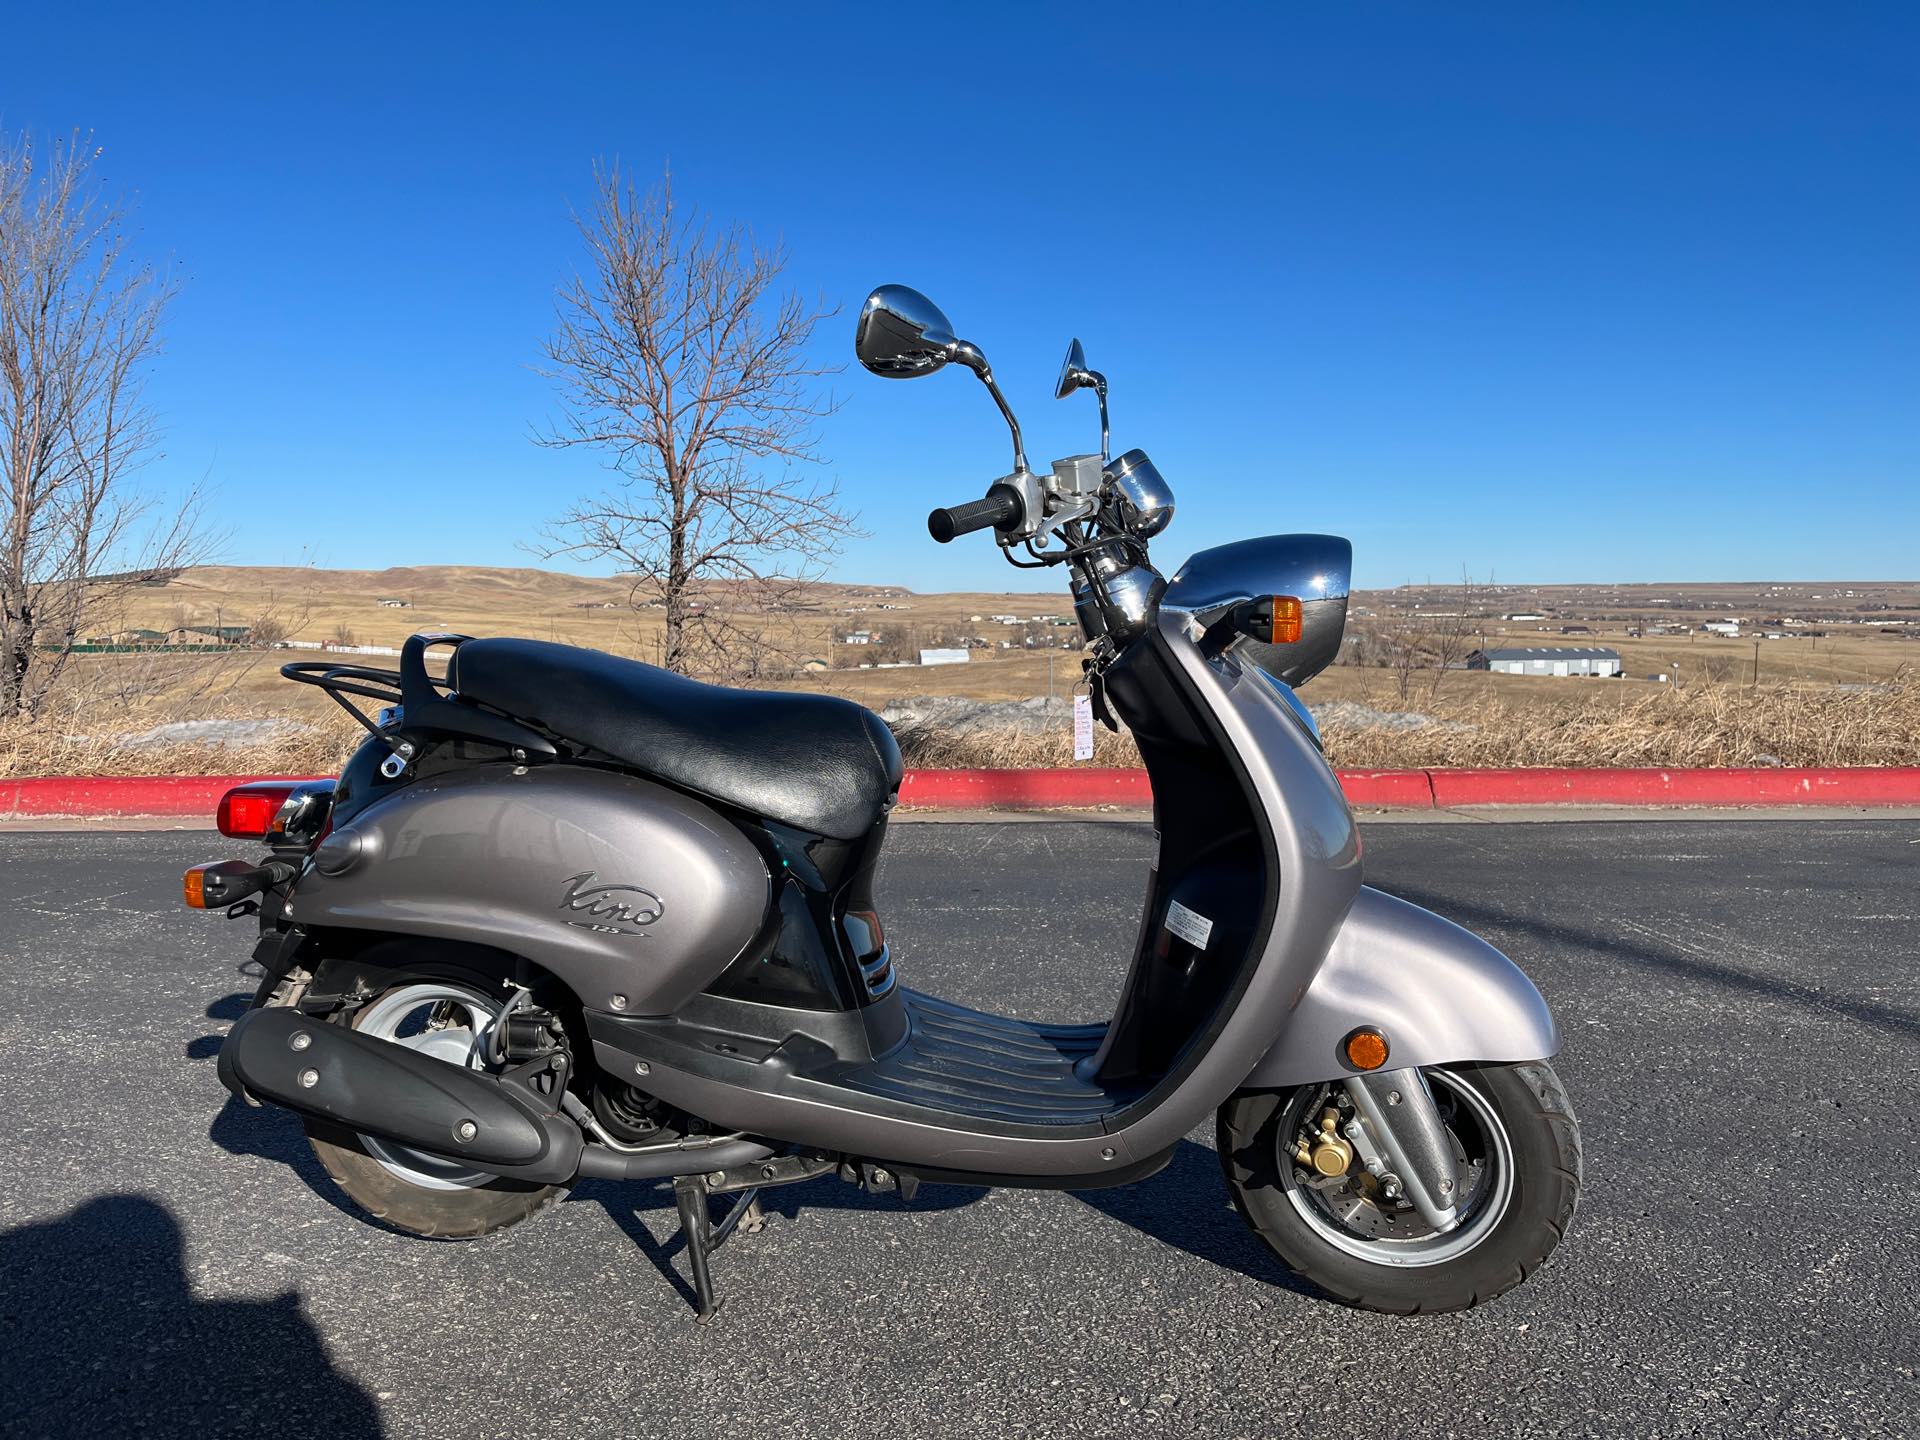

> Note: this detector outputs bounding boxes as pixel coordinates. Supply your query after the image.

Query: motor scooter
[195,284,1580,1319]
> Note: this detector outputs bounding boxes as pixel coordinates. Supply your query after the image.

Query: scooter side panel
[288,764,771,1015]
[1240,885,1560,1088]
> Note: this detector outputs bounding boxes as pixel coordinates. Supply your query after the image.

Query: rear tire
[306,1121,562,1239]
[302,980,564,1240]
[1217,1062,1581,1313]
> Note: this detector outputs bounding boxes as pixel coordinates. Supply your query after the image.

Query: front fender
[1242,886,1559,1089]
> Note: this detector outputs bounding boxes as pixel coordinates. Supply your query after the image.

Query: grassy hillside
[5,562,1910,780]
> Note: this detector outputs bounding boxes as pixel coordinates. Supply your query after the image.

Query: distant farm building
[167,625,252,646]
[91,628,168,647]
[918,648,969,666]
[1700,621,1741,637]
[376,597,411,608]
[1468,647,1622,678]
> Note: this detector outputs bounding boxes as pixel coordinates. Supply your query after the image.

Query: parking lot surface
[2,818,1916,1438]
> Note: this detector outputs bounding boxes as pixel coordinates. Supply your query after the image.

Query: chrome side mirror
[855,284,1027,472]
[855,285,962,378]
[1055,337,1111,461]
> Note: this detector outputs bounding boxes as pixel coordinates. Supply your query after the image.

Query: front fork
[1340,1068,1461,1232]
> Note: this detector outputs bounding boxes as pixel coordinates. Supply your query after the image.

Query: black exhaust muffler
[218,1006,583,1185]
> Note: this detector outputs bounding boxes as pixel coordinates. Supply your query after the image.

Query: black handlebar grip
[927,484,1023,543]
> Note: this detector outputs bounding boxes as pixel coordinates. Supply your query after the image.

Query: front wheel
[1218,1062,1581,1313]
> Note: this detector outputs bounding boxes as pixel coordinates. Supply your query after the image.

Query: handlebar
[927,484,1024,544]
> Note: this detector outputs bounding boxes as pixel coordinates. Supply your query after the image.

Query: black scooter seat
[451,638,903,840]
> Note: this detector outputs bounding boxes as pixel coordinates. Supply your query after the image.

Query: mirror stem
[977,367,1029,474]
[1093,376,1110,462]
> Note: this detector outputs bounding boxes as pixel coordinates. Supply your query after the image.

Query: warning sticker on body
[1164,899,1214,951]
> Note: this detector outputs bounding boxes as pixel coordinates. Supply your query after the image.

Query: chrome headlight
[1105,448,1174,539]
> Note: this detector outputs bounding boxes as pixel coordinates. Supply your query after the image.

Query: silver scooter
[195,284,1580,1319]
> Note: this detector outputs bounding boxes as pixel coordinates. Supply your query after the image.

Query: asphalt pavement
[1,818,1916,1439]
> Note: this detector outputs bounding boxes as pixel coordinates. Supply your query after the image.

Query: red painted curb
[6,767,1920,819]
[0,775,312,818]
[897,768,1150,809]
[1425,766,1920,809]
[1330,770,1438,809]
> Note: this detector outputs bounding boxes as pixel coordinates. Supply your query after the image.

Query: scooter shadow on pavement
[194,992,384,1227]
[1070,1138,1313,1294]
[206,1094,378,1227]
[0,1194,385,1438]
[576,1139,1308,1310]
[186,990,252,1059]
[571,1173,986,1311]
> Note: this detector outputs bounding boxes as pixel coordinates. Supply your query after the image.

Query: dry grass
[0,705,362,780]
[6,598,1916,781]
[891,675,1920,770]
[1317,674,1920,769]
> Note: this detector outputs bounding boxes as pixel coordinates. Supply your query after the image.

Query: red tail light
[217,783,297,839]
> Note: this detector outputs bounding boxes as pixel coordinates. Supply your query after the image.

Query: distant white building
[1468,647,1623,678]
[918,648,969,666]
[1701,621,1741,637]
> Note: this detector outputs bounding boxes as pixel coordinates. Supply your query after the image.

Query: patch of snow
[880,696,1076,738]
[1308,700,1474,734]
[111,718,314,750]
[880,694,1478,738]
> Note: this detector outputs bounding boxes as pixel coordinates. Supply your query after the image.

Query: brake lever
[1027,494,1098,552]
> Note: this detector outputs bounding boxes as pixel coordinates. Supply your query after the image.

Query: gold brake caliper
[1292,1106,1355,1178]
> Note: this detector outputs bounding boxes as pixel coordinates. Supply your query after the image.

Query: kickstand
[658,1152,840,1322]
[671,1174,764,1323]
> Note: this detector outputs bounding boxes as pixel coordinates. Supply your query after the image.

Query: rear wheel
[303,980,564,1239]
[1217,1062,1580,1313]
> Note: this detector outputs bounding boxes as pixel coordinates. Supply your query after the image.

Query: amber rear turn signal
[181,859,277,912]
[1343,1027,1390,1071]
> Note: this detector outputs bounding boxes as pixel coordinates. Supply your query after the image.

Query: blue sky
[7,3,1915,590]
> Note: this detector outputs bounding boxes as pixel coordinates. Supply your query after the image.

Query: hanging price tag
[1072,691,1095,761]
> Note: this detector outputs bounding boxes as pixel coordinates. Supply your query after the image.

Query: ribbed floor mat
[826,990,1114,1124]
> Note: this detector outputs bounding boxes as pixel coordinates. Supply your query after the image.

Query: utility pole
[1752,638,1761,686]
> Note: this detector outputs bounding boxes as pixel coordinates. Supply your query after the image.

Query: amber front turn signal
[183,866,210,909]
[1233,595,1305,646]
[1343,1027,1390,1071]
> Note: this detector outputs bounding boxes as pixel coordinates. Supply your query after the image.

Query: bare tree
[1372,571,1485,702]
[1421,569,1485,702]
[0,129,203,719]
[535,164,859,678]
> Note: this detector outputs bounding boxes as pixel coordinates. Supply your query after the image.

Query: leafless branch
[533,163,858,678]
[0,127,207,718]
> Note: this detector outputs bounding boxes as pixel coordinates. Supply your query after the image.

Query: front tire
[1218,1062,1581,1313]
[303,980,564,1240]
